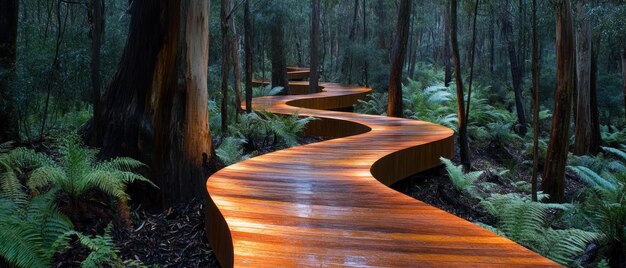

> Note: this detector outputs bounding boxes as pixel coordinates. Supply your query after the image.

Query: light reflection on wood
[205,70,559,267]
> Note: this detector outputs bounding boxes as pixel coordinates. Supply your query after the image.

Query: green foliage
[567,148,626,264]
[54,224,143,268]
[216,137,251,166]
[0,188,74,268]
[253,85,284,98]
[24,135,155,203]
[480,194,600,266]
[354,92,388,116]
[228,111,316,149]
[601,126,626,148]
[440,157,483,196]
[404,83,458,129]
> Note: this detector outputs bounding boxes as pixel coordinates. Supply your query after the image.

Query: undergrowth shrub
[480,193,600,266]
[215,111,316,166]
[440,157,483,197]
[0,188,73,268]
[567,146,626,267]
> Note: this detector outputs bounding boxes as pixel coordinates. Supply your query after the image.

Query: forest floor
[394,139,587,225]
[52,137,589,267]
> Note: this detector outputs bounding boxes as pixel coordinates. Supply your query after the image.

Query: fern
[228,111,316,150]
[216,137,251,166]
[0,141,13,153]
[480,194,599,266]
[0,189,74,268]
[354,92,388,116]
[53,223,144,268]
[440,157,483,196]
[253,85,283,97]
[602,146,626,163]
[14,135,156,205]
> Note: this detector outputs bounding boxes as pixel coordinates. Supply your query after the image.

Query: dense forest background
[1,0,626,267]
[2,0,624,142]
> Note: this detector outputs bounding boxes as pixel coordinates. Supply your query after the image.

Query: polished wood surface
[205,71,559,267]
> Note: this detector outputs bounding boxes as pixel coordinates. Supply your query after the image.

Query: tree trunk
[0,0,19,142]
[501,0,528,135]
[375,0,388,63]
[451,0,470,170]
[407,4,418,80]
[341,0,359,84]
[443,4,452,87]
[543,0,575,203]
[230,11,243,114]
[531,0,540,201]
[489,8,495,77]
[89,0,104,144]
[386,0,411,118]
[361,0,369,86]
[309,0,320,93]
[98,0,212,208]
[244,0,253,113]
[271,19,289,94]
[573,0,592,156]
[589,46,601,155]
[622,48,626,124]
[220,0,231,131]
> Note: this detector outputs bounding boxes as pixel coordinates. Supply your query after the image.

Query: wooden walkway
[205,69,558,267]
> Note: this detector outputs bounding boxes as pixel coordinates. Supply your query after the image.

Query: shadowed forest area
[0,0,625,267]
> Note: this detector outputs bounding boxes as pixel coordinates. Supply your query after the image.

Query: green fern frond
[216,137,251,166]
[97,157,146,172]
[28,165,64,191]
[541,228,601,266]
[440,157,483,195]
[0,189,73,268]
[0,141,13,153]
[567,166,618,191]
[480,193,597,266]
[602,146,626,163]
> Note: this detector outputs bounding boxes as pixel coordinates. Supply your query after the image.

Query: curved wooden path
[205,69,558,267]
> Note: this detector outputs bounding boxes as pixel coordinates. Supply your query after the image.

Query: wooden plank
[205,69,560,267]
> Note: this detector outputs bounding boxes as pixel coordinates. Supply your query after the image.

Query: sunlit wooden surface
[205,70,559,267]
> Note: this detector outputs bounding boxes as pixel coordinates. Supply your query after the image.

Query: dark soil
[391,167,495,224]
[112,201,220,267]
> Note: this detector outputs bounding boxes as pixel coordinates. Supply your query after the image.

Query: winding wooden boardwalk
[205,69,558,267]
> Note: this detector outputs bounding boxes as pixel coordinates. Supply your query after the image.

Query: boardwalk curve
[205,69,559,267]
